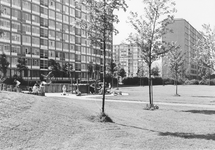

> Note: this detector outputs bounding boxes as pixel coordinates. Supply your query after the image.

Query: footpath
[45,93,215,109]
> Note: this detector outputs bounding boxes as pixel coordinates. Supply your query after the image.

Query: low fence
[0,83,90,93]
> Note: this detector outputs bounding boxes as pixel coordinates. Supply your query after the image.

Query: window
[11,45,21,53]
[75,27,81,35]
[63,34,69,41]
[75,45,81,52]
[70,17,75,25]
[11,33,21,43]
[32,37,40,45]
[40,28,48,38]
[40,60,48,69]
[40,0,48,6]
[12,9,21,20]
[56,12,62,21]
[32,15,40,24]
[63,5,69,14]
[49,0,55,7]
[2,6,10,16]
[32,4,40,13]
[49,40,55,47]
[75,54,81,61]
[70,44,75,51]
[63,24,69,32]
[56,32,62,39]
[40,39,48,46]
[49,20,55,28]
[32,48,40,55]
[1,31,10,41]
[70,53,75,60]
[63,43,69,50]
[49,50,55,57]
[49,10,55,18]
[75,36,81,44]
[1,0,10,4]
[40,7,48,15]
[22,46,31,54]
[22,24,31,33]
[56,42,62,49]
[56,22,62,30]
[40,18,48,27]
[12,0,21,7]
[63,15,69,23]
[23,12,31,22]
[75,9,81,18]
[70,25,75,34]
[22,35,31,44]
[0,18,10,28]
[40,49,48,59]
[32,26,40,35]
[23,0,31,10]
[70,8,75,16]
[32,59,40,66]
[70,35,75,43]
[56,2,62,11]
[49,30,55,38]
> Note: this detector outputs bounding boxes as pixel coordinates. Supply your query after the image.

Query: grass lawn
[1,85,215,150]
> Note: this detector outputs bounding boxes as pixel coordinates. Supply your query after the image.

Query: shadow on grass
[115,123,156,132]
[192,96,215,98]
[183,110,215,115]
[159,132,215,140]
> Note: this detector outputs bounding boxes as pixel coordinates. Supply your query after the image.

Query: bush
[184,79,199,85]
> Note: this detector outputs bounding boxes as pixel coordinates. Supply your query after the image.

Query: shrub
[184,79,199,85]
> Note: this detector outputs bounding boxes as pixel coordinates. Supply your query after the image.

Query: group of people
[89,82,112,95]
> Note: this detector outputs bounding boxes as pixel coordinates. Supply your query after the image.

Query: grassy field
[1,85,215,150]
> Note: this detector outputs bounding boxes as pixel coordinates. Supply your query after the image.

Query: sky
[113,0,215,45]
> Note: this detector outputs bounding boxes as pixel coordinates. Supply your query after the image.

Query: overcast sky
[113,0,215,45]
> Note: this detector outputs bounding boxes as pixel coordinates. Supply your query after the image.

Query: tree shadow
[115,123,156,133]
[159,132,215,140]
[192,96,215,98]
[183,110,215,115]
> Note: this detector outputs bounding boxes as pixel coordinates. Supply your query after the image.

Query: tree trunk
[148,64,153,106]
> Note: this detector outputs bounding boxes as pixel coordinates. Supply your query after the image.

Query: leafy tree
[62,63,73,80]
[107,59,117,87]
[128,0,176,109]
[84,0,127,113]
[151,66,160,77]
[17,57,28,78]
[0,53,9,81]
[194,24,215,81]
[166,45,184,96]
[119,68,126,79]
[47,59,61,80]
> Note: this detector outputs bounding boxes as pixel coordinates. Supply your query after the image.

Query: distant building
[113,43,141,77]
[162,18,202,79]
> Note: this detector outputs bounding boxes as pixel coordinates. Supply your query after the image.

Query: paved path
[45,93,215,109]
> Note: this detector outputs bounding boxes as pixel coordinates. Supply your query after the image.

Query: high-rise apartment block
[162,18,202,79]
[0,0,112,81]
[113,43,141,77]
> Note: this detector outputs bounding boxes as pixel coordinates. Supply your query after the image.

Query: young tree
[128,0,176,109]
[194,24,215,80]
[84,0,127,114]
[151,66,160,77]
[47,59,61,80]
[166,46,184,96]
[62,63,73,80]
[107,59,117,87]
[0,53,9,81]
[17,57,28,78]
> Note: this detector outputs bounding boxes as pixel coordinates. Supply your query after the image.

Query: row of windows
[1,3,90,21]
[1,18,88,37]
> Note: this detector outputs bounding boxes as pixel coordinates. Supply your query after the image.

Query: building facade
[113,43,142,77]
[0,0,112,81]
[162,18,202,79]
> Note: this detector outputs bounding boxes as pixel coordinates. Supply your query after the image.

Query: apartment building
[113,43,141,77]
[0,0,112,81]
[162,18,202,79]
